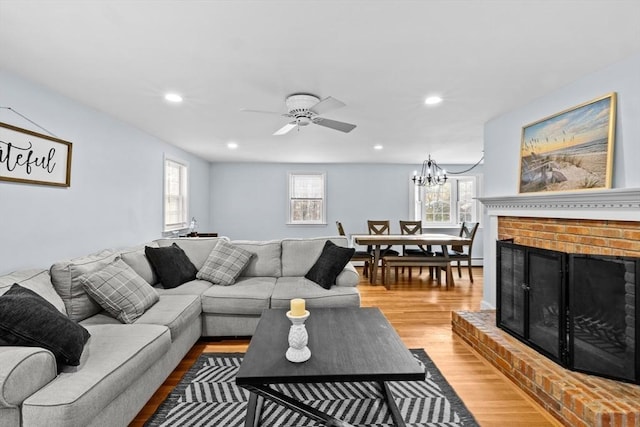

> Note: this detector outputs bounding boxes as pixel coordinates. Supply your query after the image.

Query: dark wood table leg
[243,384,354,427]
[244,392,263,427]
[379,381,406,427]
[370,245,381,284]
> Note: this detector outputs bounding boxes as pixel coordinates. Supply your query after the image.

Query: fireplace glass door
[497,241,566,365]
[497,243,526,337]
[527,249,565,361]
[568,255,639,383]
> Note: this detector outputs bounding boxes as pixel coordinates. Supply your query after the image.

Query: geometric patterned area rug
[145,349,479,426]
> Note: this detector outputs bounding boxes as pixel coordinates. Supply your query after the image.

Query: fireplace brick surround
[497,216,640,256]
[457,189,640,426]
[452,310,640,427]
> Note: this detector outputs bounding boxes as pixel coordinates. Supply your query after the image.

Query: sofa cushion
[232,240,282,277]
[81,294,200,342]
[201,277,276,315]
[271,277,361,309]
[155,279,212,295]
[0,269,66,314]
[197,240,253,286]
[22,324,170,427]
[80,258,160,323]
[120,243,158,285]
[51,249,120,321]
[305,240,355,289]
[281,236,349,277]
[0,284,90,366]
[145,243,198,289]
[155,237,226,270]
[134,295,201,341]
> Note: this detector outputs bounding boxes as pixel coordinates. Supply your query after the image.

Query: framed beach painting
[519,93,616,194]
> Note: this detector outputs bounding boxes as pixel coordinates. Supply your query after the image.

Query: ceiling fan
[241,93,357,135]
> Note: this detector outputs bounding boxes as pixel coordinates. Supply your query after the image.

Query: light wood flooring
[130,267,561,426]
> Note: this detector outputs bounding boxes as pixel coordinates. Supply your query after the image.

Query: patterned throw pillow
[197,240,253,286]
[305,240,355,289]
[80,257,159,323]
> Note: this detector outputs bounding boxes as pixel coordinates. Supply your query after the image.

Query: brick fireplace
[496,216,640,257]
[454,188,640,426]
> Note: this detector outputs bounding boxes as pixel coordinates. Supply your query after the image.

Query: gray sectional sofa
[0,236,359,427]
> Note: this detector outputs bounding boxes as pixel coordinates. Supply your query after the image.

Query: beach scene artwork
[519,93,616,193]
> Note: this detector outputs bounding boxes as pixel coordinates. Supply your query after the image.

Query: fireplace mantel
[479,188,640,310]
[479,187,640,221]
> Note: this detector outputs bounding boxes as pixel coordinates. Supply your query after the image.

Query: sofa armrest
[0,347,57,408]
[335,262,359,287]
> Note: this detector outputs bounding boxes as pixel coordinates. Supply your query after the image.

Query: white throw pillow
[197,240,253,286]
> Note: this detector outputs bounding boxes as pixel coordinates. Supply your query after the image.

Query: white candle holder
[285,310,311,363]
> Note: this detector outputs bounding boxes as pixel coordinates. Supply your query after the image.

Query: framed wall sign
[0,122,72,187]
[519,93,616,194]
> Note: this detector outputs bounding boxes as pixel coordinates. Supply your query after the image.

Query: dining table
[352,233,473,285]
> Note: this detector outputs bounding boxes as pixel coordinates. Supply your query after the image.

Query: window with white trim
[288,172,326,224]
[413,176,479,227]
[163,157,189,232]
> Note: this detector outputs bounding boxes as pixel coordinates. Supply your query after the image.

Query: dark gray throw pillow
[305,240,355,289]
[145,243,198,289]
[0,284,90,366]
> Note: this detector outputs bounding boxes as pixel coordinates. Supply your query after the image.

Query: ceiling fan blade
[240,108,291,117]
[309,96,346,115]
[313,117,356,133]
[273,122,297,136]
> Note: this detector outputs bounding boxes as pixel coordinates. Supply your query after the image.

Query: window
[288,172,326,224]
[164,157,189,232]
[413,176,479,227]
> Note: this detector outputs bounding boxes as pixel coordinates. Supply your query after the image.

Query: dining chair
[367,220,399,282]
[435,222,480,282]
[399,220,432,277]
[366,220,399,256]
[336,221,371,277]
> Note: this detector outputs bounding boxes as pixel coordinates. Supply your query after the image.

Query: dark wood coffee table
[235,307,425,427]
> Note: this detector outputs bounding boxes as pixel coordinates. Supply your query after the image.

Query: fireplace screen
[528,251,565,361]
[569,255,638,383]
[497,244,526,337]
[497,241,640,384]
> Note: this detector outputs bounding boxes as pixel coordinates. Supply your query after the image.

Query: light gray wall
[0,71,211,274]
[210,162,484,261]
[210,163,414,239]
[482,51,640,307]
[484,52,640,197]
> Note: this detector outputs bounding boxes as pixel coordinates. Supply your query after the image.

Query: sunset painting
[519,93,616,193]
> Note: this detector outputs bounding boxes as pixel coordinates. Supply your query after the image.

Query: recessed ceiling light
[424,96,443,105]
[227,142,238,149]
[373,144,383,150]
[164,93,183,103]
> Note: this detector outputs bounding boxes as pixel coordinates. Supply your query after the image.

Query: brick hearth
[452,310,640,427]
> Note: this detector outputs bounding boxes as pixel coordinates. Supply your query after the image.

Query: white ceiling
[1,0,639,165]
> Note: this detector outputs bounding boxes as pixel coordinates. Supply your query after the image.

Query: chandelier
[412,154,447,186]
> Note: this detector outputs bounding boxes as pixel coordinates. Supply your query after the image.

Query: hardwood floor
[130,267,561,426]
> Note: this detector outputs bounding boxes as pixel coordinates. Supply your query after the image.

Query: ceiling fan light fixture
[245,93,356,135]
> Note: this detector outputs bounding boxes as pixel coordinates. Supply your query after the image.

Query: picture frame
[0,122,72,187]
[519,93,616,194]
